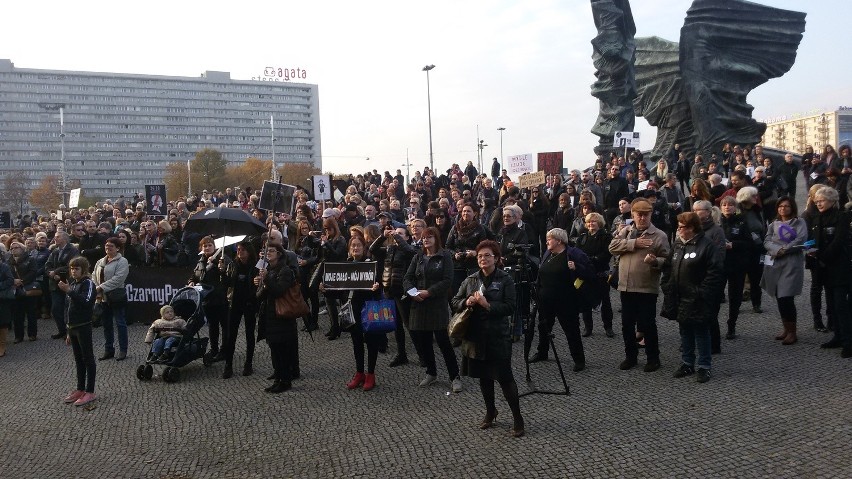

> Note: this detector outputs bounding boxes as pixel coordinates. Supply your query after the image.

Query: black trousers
[205,300,228,353]
[267,320,298,382]
[411,329,459,378]
[745,260,763,308]
[393,296,411,358]
[725,269,747,329]
[581,278,613,332]
[350,326,383,374]
[301,277,319,327]
[810,270,835,329]
[537,302,585,364]
[12,296,38,340]
[224,299,257,368]
[828,285,852,348]
[620,292,659,362]
[69,324,96,393]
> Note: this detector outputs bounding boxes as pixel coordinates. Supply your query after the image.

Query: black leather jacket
[370,233,418,297]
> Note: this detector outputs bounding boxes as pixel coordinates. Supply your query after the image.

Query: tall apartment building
[760,107,852,154]
[0,59,321,201]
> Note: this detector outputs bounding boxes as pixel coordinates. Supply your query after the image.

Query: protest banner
[68,188,81,208]
[506,154,534,178]
[518,171,547,189]
[322,262,377,290]
[537,152,564,175]
[312,174,331,201]
[145,185,167,217]
[258,180,296,214]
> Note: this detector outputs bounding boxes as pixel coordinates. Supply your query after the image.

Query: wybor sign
[322,262,377,290]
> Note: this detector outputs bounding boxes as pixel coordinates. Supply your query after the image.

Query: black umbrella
[183,208,267,237]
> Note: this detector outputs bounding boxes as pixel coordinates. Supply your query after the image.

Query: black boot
[725,321,736,340]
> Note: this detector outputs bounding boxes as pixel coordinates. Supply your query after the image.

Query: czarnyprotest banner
[145,185,167,217]
[124,265,193,324]
[322,262,377,290]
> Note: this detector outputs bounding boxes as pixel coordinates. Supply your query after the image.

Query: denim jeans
[151,336,179,355]
[680,321,711,370]
[101,302,128,353]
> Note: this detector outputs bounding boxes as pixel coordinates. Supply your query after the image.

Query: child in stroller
[144,305,186,363]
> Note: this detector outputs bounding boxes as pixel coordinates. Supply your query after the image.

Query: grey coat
[402,249,453,331]
[760,218,807,297]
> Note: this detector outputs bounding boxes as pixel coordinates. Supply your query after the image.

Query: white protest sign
[507,153,534,178]
[612,131,641,149]
[312,175,331,201]
[68,188,81,208]
[637,180,650,191]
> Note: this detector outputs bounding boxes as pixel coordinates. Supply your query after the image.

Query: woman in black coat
[8,242,39,343]
[294,219,321,333]
[661,212,725,383]
[719,196,757,339]
[575,213,614,337]
[220,241,259,379]
[451,240,524,437]
[189,236,230,359]
[255,242,297,393]
[808,187,852,357]
[403,227,461,392]
[446,204,491,296]
[319,217,348,340]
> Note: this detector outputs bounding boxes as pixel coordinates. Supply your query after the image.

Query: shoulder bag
[274,281,310,320]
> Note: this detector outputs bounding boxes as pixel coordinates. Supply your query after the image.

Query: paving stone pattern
[1,283,850,479]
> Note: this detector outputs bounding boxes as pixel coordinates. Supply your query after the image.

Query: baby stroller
[136,285,212,383]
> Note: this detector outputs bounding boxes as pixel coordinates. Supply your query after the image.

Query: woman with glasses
[761,197,807,345]
[452,240,524,437]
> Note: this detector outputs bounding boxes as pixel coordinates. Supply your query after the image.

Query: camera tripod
[508,246,570,397]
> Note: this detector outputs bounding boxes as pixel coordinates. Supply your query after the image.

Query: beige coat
[609,223,671,294]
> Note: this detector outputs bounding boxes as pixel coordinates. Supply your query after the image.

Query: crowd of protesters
[0,143,851,433]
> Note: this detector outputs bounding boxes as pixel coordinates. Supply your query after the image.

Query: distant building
[760,107,852,153]
[0,59,321,201]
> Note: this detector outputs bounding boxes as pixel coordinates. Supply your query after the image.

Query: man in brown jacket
[609,198,671,372]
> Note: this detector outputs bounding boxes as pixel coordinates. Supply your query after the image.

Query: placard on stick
[518,171,546,189]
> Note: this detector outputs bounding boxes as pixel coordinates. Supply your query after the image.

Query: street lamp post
[402,148,413,186]
[478,140,487,174]
[422,64,435,173]
[497,127,506,169]
[38,103,69,207]
[270,115,277,180]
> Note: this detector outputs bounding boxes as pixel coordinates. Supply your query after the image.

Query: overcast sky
[3,0,850,175]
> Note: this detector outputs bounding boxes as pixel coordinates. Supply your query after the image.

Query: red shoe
[363,373,376,391]
[346,372,365,390]
[73,392,97,407]
[63,390,84,404]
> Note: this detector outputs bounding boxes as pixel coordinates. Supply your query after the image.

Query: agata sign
[251,66,308,82]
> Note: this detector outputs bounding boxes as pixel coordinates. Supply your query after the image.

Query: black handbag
[105,287,128,305]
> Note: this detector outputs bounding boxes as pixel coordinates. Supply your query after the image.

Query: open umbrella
[183,208,267,237]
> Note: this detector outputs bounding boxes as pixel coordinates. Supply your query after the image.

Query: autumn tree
[29,175,63,214]
[0,171,31,215]
[277,162,322,189]
[164,161,190,199]
[192,148,228,192]
[225,157,273,190]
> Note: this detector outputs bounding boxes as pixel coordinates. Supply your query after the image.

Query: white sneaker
[451,377,463,393]
[419,374,437,387]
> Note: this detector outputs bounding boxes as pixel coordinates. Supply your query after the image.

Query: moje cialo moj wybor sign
[322,262,376,290]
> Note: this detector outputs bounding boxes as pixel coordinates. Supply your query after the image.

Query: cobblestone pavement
[1,281,850,478]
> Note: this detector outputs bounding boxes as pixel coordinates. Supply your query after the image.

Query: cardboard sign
[518,171,546,189]
[322,262,377,290]
[507,153,534,177]
[258,180,296,214]
[68,188,81,208]
[537,152,564,175]
[145,185,167,217]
